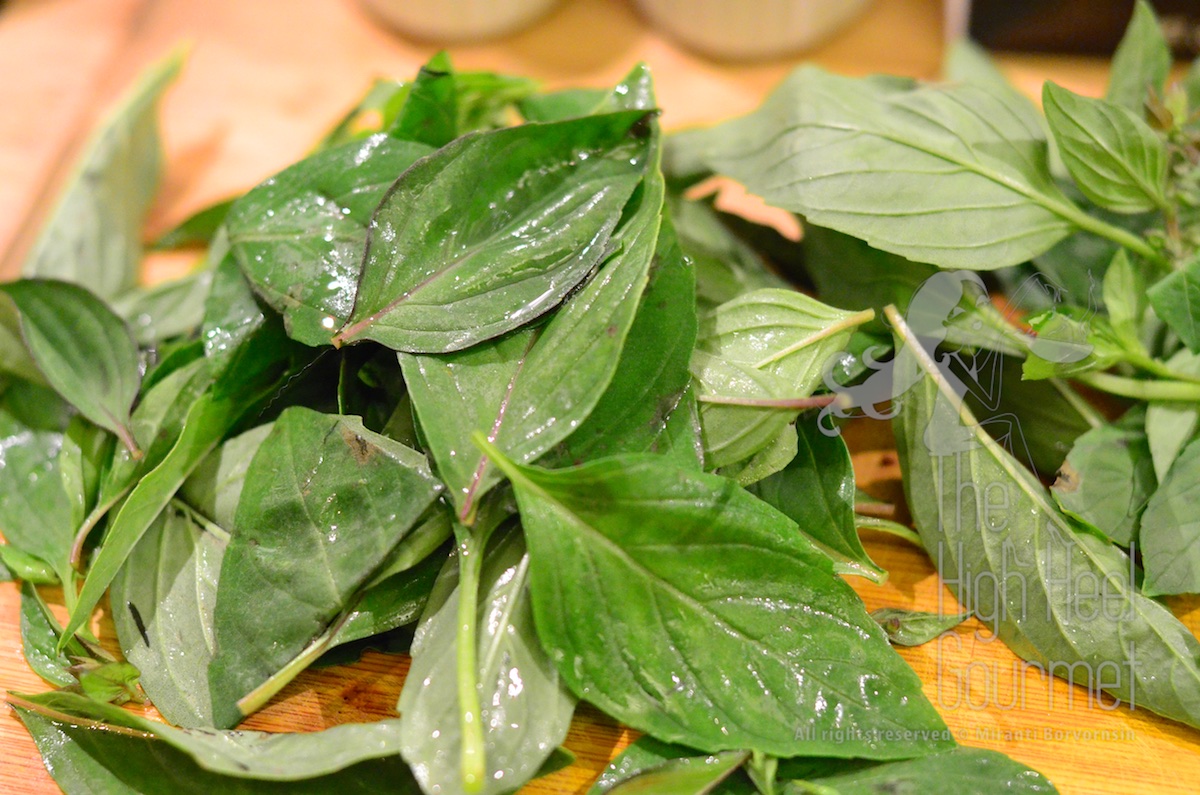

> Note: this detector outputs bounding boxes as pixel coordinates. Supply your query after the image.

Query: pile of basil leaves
[5,3,1199,792]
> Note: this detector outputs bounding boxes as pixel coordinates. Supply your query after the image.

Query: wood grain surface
[0,1,1198,793]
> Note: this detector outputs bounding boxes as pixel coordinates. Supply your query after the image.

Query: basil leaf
[684,66,1078,270]
[227,135,434,346]
[2,279,141,454]
[112,269,214,345]
[484,444,951,758]
[20,582,92,687]
[547,214,697,465]
[208,407,442,726]
[111,503,226,728]
[1148,253,1200,354]
[1139,436,1200,596]
[1052,407,1155,546]
[889,305,1200,730]
[1105,0,1171,114]
[604,751,748,794]
[1043,81,1167,214]
[520,88,609,122]
[0,295,47,384]
[398,526,574,795]
[202,252,265,362]
[153,198,236,250]
[401,165,662,516]
[180,423,274,531]
[670,194,788,311]
[334,111,652,353]
[781,747,1059,795]
[0,384,74,584]
[1102,249,1147,349]
[1145,348,1200,480]
[390,52,458,147]
[748,419,885,583]
[13,691,420,787]
[869,607,972,647]
[330,547,444,646]
[590,737,700,794]
[21,49,183,298]
[692,289,872,470]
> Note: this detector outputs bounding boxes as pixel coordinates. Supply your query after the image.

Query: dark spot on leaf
[606,324,618,337]
[627,111,658,139]
[341,425,376,464]
[1052,462,1080,494]
[128,602,149,646]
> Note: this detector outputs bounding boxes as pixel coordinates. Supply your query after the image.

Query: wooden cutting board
[0,1,1198,793]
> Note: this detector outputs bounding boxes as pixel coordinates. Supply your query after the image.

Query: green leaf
[0,385,74,584]
[152,197,236,249]
[669,194,788,310]
[1043,81,1167,213]
[692,288,872,469]
[520,88,609,122]
[748,419,886,583]
[719,422,798,486]
[208,408,442,726]
[1052,407,1155,546]
[21,48,183,298]
[590,737,699,794]
[180,423,274,530]
[60,343,286,654]
[401,158,663,516]
[333,111,653,352]
[227,134,434,346]
[685,66,1086,270]
[483,442,951,758]
[390,52,459,147]
[330,546,444,646]
[78,661,143,706]
[889,304,1200,730]
[1106,0,1171,113]
[0,295,47,385]
[603,750,748,794]
[112,269,214,345]
[1102,249,1147,348]
[869,607,972,647]
[1145,348,1200,480]
[111,504,226,727]
[781,748,1059,794]
[2,279,142,454]
[1149,252,1200,354]
[398,525,574,795]
[20,582,92,687]
[546,214,697,465]
[0,546,56,584]
[202,252,265,363]
[12,690,421,789]
[1139,436,1200,596]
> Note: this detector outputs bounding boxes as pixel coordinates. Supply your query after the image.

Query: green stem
[236,611,349,717]
[1061,204,1166,266]
[455,530,488,794]
[1126,351,1200,385]
[1077,371,1200,401]
[856,514,923,547]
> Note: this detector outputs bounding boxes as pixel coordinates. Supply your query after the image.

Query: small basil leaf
[748,419,885,582]
[152,197,236,250]
[2,279,141,454]
[1052,407,1155,547]
[389,51,458,147]
[869,607,972,647]
[1149,253,1200,354]
[1106,0,1171,114]
[1043,81,1167,214]
[20,582,92,687]
[1139,436,1200,596]
[484,443,951,759]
